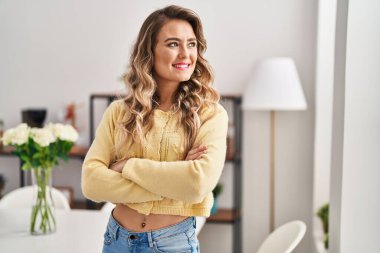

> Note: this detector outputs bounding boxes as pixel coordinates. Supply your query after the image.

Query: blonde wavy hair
[122,5,220,153]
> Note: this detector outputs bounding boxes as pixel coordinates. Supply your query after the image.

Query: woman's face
[153,19,198,87]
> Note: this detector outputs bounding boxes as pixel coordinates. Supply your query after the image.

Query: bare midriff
[112,203,188,232]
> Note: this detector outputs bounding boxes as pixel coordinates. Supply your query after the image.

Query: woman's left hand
[109,159,129,173]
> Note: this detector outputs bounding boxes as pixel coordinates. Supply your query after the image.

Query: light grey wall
[330,0,380,252]
[0,1,317,252]
[313,0,336,214]
[329,0,348,251]
[312,0,336,251]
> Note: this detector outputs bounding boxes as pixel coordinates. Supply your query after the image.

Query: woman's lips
[172,63,191,70]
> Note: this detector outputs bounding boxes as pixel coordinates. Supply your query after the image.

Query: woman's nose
[178,46,189,59]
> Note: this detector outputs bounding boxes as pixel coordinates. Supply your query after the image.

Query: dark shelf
[225,157,242,164]
[0,146,15,157]
[0,145,89,187]
[0,145,88,159]
[73,200,102,210]
[207,208,240,224]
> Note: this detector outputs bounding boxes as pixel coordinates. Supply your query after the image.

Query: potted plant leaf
[211,183,224,214]
[317,203,329,249]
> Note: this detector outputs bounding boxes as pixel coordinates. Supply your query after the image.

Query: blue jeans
[102,212,200,253]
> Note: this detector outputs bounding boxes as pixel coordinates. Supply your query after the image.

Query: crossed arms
[81,102,228,204]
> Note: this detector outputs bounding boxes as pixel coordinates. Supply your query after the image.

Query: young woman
[81,5,228,253]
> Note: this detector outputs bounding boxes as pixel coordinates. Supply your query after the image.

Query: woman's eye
[189,42,197,47]
[168,42,178,47]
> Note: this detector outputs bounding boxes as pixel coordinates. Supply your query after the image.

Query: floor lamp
[242,58,307,232]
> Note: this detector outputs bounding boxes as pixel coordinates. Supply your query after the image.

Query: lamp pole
[270,111,276,232]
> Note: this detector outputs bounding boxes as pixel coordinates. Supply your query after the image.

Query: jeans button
[129,235,137,240]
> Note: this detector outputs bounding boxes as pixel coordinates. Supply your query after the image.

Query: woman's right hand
[109,158,129,173]
[185,145,208,161]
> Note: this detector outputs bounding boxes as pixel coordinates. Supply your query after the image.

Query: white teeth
[173,64,189,68]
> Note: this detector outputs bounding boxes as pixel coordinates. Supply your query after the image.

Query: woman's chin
[159,73,193,83]
[177,74,193,82]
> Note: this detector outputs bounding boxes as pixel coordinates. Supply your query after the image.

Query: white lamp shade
[242,58,307,111]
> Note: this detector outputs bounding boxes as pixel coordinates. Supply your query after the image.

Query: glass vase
[30,167,56,235]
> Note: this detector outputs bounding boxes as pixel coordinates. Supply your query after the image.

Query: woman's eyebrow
[164,37,197,42]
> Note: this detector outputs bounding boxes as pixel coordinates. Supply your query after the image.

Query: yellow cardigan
[81,100,228,217]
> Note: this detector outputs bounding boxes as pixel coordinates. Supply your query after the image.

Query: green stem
[30,167,55,235]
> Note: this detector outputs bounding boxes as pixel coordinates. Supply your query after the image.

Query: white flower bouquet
[2,123,78,235]
[3,123,78,169]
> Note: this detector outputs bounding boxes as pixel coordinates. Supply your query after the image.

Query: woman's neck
[157,104,173,112]
[155,81,179,109]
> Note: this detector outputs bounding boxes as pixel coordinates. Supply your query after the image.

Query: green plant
[317,203,329,234]
[317,203,329,249]
[212,183,223,198]
[211,183,224,215]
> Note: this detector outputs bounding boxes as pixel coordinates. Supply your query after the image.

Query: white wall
[313,0,336,214]
[330,0,380,252]
[0,1,317,252]
[313,0,336,251]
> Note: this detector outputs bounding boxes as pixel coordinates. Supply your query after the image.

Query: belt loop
[109,223,118,241]
[193,216,196,228]
[114,225,119,240]
[147,231,154,248]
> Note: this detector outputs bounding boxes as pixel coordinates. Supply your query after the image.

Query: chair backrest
[257,220,306,253]
[195,216,206,236]
[0,185,71,210]
[100,202,207,236]
[101,202,116,213]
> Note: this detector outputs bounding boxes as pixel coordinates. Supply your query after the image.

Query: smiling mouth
[172,63,191,70]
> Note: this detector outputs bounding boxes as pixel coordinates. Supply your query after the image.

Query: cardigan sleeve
[121,105,228,204]
[81,101,164,204]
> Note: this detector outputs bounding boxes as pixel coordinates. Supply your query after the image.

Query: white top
[0,208,110,253]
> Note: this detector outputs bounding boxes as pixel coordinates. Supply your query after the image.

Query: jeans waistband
[106,211,196,243]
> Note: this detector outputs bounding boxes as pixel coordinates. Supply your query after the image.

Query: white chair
[0,185,71,210]
[257,220,306,253]
[101,202,116,213]
[195,216,206,236]
[101,202,206,236]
